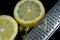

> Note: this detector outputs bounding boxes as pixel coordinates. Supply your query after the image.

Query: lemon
[0,15,18,40]
[14,0,45,28]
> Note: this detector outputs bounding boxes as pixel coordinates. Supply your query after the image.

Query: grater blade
[24,0,60,40]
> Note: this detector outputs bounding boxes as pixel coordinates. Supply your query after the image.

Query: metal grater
[24,0,60,40]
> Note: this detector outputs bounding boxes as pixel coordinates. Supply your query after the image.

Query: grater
[24,0,60,40]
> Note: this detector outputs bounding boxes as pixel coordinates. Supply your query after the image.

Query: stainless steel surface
[24,0,60,40]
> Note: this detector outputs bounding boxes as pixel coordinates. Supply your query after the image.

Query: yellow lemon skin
[14,0,45,28]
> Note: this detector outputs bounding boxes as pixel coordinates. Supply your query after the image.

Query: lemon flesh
[14,0,45,28]
[0,15,18,40]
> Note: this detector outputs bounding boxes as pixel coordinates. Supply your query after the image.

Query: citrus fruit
[14,0,45,28]
[0,15,18,40]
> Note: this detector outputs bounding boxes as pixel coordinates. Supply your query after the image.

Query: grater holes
[50,13,58,21]
[47,21,54,29]
[48,28,51,31]
[29,36,35,40]
[47,25,52,31]
[31,35,37,40]
[31,28,44,39]
[46,29,50,33]
[54,13,59,19]
[37,28,45,37]
[39,29,47,37]
[35,30,43,39]
[47,16,55,27]
[58,13,60,15]
[34,30,44,40]
[49,20,54,26]
[53,7,60,16]
[53,13,60,22]
[48,15,57,24]
[58,20,60,22]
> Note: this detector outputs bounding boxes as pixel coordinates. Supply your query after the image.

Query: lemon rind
[14,0,45,27]
[0,15,18,40]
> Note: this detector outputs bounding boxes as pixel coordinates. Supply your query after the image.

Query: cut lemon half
[0,15,18,40]
[14,0,45,28]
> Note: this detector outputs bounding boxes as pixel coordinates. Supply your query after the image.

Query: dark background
[0,0,60,40]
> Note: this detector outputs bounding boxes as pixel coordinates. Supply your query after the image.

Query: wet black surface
[0,0,59,40]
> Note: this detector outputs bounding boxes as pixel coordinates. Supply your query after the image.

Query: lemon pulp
[0,15,18,40]
[14,0,45,28]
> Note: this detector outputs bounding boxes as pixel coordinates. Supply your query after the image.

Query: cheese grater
[24,0,60,40]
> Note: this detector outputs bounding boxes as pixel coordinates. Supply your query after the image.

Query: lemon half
[14,0,45,28]
[0,15,18,40]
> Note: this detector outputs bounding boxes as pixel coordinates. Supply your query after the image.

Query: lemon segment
[0,15,18,40]
[14,0,45,28]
